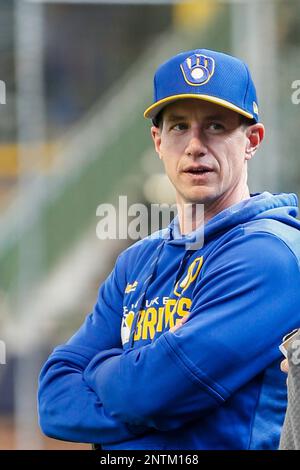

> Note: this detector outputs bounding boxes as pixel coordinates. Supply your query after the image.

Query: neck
[177,186,250,235]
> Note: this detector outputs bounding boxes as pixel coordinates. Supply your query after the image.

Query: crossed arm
[38,233,300,443]
[38,255,148,445]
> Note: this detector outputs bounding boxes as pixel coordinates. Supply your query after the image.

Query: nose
[185,129,208,158]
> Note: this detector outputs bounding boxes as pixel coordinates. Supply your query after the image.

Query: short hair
[240,115,256,127]
[152,111,163,129]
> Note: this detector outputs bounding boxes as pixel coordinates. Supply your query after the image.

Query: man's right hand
[280,358,289,374]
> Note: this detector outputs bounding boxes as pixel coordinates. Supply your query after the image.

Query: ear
[151,126,163,160]
[245,123,265,160]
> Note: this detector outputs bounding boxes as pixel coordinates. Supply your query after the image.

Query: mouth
[183,165,214,176]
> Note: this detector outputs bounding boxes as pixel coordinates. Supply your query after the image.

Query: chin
[184,188,217,205]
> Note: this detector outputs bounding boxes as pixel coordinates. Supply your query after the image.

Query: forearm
[84,341,225,431]
[38,346,147,444]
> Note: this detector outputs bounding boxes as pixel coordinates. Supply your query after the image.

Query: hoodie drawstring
[128,239,165,348]
[129,241,194,348]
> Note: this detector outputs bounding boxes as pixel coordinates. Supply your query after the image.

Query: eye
[170,122,188,131]
[206,122,225,133]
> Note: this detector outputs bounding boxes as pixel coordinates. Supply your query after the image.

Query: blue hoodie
[38,192,300,450]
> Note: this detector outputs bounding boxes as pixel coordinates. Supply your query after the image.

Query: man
[38,48,300,450]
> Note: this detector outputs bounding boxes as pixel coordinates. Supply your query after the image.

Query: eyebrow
[164,114,187,122]
[164,113,228,122]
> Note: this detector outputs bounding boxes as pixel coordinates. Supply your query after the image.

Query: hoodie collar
[166,192,299,247]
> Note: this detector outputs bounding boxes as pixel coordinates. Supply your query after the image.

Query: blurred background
[0,0,299,450]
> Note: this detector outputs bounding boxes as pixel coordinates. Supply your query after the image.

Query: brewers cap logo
[180,54,215,87]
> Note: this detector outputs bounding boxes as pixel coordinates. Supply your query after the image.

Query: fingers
[280,358,289,374]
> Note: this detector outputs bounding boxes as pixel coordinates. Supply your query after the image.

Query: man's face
[151,99,264,216]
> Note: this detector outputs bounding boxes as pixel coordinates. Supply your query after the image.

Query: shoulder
[243,219,300,264]
[203,223,300,278]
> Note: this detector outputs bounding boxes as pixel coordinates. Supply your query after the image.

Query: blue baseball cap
[144,48,259,123]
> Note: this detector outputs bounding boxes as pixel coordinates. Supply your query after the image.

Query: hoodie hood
[165,192,299,247]
[126,191,300,349]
